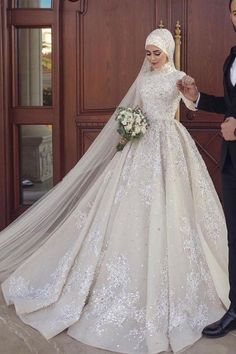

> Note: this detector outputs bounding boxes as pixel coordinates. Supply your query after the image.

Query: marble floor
[0,300,235,354]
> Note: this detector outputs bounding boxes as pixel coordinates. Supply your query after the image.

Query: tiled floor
[0,300,235,354]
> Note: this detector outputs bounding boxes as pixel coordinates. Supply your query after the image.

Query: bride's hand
[176,75,199,102]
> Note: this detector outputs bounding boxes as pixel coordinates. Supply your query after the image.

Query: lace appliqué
[8,250,74,305]
[84,255,145,335]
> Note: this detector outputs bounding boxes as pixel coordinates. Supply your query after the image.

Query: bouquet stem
[116,137,128,151]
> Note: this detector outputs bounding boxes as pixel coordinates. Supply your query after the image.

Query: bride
[0,29,230,354]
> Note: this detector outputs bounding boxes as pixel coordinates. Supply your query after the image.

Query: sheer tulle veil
[0,29,176,280]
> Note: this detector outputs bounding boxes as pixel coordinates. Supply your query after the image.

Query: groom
[177,0,236,338]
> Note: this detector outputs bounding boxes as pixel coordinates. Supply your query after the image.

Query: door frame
[0,0,62,229]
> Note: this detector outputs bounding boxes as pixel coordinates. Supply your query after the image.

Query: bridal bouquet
[115,106,149,151]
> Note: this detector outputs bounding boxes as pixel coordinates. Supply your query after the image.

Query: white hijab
[145,28,176,69]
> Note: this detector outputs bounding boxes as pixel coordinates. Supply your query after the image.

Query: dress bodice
[139,64,183,122]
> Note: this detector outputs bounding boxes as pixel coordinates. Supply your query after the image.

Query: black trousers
[222,152,236,309]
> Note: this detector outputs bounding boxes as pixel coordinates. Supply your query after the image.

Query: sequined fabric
[1,64,229,354]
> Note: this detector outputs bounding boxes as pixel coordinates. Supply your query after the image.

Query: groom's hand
[176,75,199,102]
[221,117,236,141]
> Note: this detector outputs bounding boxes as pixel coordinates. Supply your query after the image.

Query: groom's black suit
[197,46,236,310]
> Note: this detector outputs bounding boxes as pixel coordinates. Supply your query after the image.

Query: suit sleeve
[225,99,236,118]
[197,92,226,115]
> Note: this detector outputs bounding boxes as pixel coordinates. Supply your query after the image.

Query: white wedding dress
[0,29,230,354]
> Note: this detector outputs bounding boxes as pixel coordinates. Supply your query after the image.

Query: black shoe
[202,308,236,338]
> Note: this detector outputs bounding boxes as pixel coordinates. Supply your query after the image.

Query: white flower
[134,126,141,134]
[131,132,136,137]
[127,117,134,124]
[134,114,141,124]
[125,124,132,132]
[117,114,123,121]
[121,118,128,126]
[140,126,147,134]
[126,113,133,120]
[118,111,126,118]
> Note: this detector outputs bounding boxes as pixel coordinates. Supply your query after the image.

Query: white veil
[0,29,176,281]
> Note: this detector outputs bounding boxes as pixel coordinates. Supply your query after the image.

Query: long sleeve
[225,98,236,118]
[177,71,198,112]
[180,93,197,111]
[197,92,226,115]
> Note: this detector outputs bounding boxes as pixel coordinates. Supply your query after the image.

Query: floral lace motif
[8,250,74,306]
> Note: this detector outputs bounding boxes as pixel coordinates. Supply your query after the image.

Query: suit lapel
[223,48,236,105]
[224,46,236,74]
[224,54,233,74]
